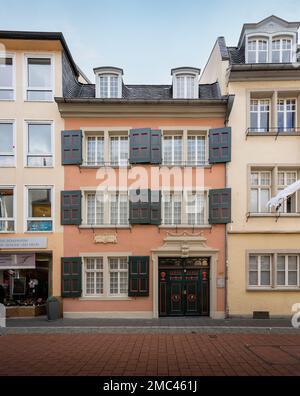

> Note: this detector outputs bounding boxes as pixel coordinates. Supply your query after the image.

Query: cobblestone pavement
[0,333,300,376]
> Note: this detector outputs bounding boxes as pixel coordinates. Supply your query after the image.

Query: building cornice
[229,64,300,81]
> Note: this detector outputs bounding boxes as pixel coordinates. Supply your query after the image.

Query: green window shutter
[129,189,151,224]
[129,128,151,164]
[61,257,82,298]
[61,130,83,165]
[150,190,161,225]
[128,256,150,297]
[150,129,162,164]
[209,188,231,224]
[61,191,82,225]
[209,127,231,164]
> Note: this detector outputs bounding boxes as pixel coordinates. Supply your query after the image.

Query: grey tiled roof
[227,47,245,64]
[63,82,223,100]
[217,37,230,61]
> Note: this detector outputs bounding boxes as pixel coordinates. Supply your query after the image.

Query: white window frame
[24,120,54,168]
[277,170,298,213]
[25,185,54,233]
[109,192,129,226]
[277,98,297,131]
[172,70,199,99]
[162,134,183,165]
[250,171,272,214]
[81,254,131,299]
[272,38,293,63]
[276,255,300,288]
[85,134,105,166]
[96,72,122,99]
[250,99,270,132]
[85,191,104,226]
[0,52,15,101]
[83,257,104,297]
[24,53,54,102]
[0,185,16,233]
[0,119,16,167]
[247,38,268,64]
[248,254,272,288]
[108,257,128,297]
[109,135,129,166]
[187,133,207,165]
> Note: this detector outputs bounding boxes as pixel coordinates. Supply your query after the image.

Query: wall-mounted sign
[0,238,48,250]
[0,254,36,270]
[217,277,225,289]
[94,234,117,244]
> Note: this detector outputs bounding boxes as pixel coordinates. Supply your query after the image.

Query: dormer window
[171,67,200,99]
[272,38,293,63]
[247,39,268,63]
[94,67,123,99]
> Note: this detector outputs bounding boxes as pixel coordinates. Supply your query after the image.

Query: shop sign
[0,237,48,249]
[0,254,36,270]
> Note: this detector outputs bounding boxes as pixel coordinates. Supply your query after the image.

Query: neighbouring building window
[247,39,268,63]
[99,74,119,98]
[86,192,104,225]
[0,188,14,232]
[272,38,293,63]
[248,255,272,287]
[84,258,104,296]
[27,187,52,232]
[26,57,53,101]
[110,193,129,226]
[110,136,129,166]
[277,99,296,131]
[277,171,297,213]
[0,56,14,100]
[187,192,206,225]
[86,136,104,165]
[163,135,182,165]
[0,121,15,166]
[26,122,53,167]
[187,135,206,165]
[248,253,300,289]
[250,99,270,132]
[250,171,271,213]
[109,257,128,296]
[163,192,182,225]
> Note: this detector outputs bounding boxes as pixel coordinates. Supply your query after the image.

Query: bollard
[0,304,6,328]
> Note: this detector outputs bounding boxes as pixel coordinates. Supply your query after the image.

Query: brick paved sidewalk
[0,333,300,376]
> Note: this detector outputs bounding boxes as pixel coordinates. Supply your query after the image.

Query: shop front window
[27,187,52,232]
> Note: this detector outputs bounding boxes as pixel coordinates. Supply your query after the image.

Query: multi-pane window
[187,192,206,225]
[247,39,268,63]
[86,192,104,225]
[99,75,119,98]
[86,136,104,165]
[175,75,196,99]
[250,99,270,132]
[110,136,129,166]
[163,136,183,165]
[277,99,296,131]
[26,57,53,101]
[187,135,206,165]
[277,171,297,213]
[0,188,14,232]
[0,121,15,167]
[27,187,52,232]
[277,255,299,287]
[109,257,128,296]
[272,39,293,63]
[84,258,104,296]
[110,193,129,225]
[0,56,14,100]
[250,171,271,213]
[249,255,272,287]
[163,192,182,225]
[26,122,52,167]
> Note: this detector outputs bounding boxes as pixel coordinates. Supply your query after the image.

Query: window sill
[24,231,54,234]
[248,213,300,218]
[24,100,54,103]
[80,297,133,301]
[159,225,212,229]
[160,164,212,169]
[24,166,54,169]
[80,165,131,169]
[79,225,131,229]
[247,287,300,292]
[0,166,16,168]
[0,231,16,234]
[0,99,15,102]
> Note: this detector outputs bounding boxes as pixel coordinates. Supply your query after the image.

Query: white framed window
[250,99,270,132]
[247,39,268,63]
[109,257,128,296]
[86,135,104,165]
[26,186,53,232]
[187,192,206,226]
[272,38,293,63]
[25,121,53,167]
[0,54,15,100]
[99,74,119,98]
[0,187,15,233]
[277,255,299,287]
[86,192,104,225]
[110,135,129,166]
[187,135,206,165]
[84,258,104,296]
[175,75,196,99]
[277,99,296,131]
[0,120,15,167]
[248,255,272,287]
[25,55,53,101]
[163,192,182,225]
[277,171,297,213]
[250,171,271,213]
[163,135,183,165]
[110,192,129,226]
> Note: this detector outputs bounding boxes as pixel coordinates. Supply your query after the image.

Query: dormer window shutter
[209,127,231,164]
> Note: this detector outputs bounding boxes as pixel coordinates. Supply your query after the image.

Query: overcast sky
[1,0,300,84]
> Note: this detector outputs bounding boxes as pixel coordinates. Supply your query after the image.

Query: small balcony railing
[246,127,300,140]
